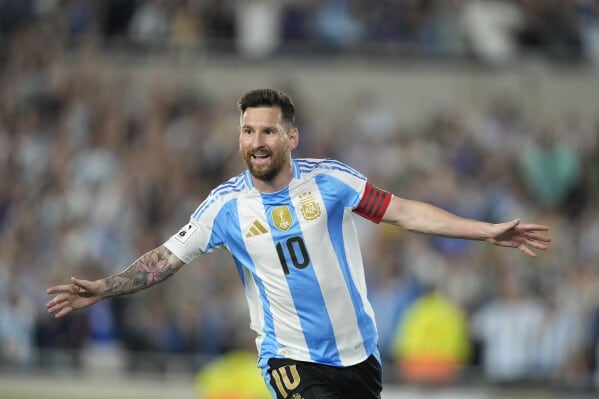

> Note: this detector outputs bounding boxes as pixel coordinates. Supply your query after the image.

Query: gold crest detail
[272,206,293,231]
[299,192,321,221]
[292,394,303,399]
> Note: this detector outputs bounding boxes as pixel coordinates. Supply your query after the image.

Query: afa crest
[272,206,293,231]
[299,192,321,221]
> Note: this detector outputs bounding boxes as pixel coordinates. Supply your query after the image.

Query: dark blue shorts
[267,355,382,399]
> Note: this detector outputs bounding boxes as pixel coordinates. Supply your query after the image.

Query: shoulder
[209,172,251,199]
[294,158,365,180]
[192,172,251,220]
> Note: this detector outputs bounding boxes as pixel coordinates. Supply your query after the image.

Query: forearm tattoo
[102,245,184,298]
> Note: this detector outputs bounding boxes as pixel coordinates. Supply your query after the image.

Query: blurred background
[1,0,599,398]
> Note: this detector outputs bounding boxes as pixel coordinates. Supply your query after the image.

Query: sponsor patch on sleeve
[174,223,198,244]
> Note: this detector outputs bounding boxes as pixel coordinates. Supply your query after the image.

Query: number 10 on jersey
[275,236,310,275]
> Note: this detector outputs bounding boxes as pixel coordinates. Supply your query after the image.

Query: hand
[46,277,105,318]
[486,219,551,257]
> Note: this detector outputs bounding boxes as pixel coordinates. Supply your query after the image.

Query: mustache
[249,146,271,155]
[240,146,271,157]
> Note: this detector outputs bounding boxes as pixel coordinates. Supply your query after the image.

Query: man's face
[239,106,297,182]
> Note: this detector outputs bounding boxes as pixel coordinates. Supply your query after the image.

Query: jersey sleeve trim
[353,182,392,224]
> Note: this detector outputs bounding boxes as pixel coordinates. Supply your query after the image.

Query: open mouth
[251,153,271,164]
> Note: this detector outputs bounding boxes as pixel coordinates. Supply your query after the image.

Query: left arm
[382,195,550,257]
[46,245,185,318]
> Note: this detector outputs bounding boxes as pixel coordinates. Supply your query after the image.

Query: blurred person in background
[470,269,544,385]
[0,290,35,368]
[461,0,524,66]
[46,88,550,399]
[519,123,582,212]
[392,286,470,385]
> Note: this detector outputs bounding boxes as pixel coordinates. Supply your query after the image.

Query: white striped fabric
[164,158,381,375]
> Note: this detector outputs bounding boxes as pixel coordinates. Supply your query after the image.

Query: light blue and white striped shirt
[165,158,387,372]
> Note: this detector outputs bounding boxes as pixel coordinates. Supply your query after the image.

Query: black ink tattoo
[101,246,184,298]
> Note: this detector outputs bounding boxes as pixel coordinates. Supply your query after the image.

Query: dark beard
[242,148,288,182]
[250,162,283,181]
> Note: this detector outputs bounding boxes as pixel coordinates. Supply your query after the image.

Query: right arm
[381,196,550,257]
[46,245,185,318]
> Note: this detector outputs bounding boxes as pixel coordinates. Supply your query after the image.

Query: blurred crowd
[0,0,598,65]
[1,0,599,394]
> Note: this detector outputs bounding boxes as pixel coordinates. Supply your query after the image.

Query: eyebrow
[240,124,279,131]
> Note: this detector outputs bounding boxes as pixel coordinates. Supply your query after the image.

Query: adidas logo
[245,220,268,238]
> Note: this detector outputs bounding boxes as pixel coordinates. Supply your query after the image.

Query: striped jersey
[164,158,391,372]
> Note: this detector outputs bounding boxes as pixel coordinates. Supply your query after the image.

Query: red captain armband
[353,182,392,224]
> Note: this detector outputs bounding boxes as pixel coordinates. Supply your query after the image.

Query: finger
[524,232,552,242]
[519,245,537,257]
[46,294,62,308]
[55,305,73,318]
[46,293,71,309]
[48,300,71,313]
[488,239,515,249]
[46,292,77,307]
[71,277,95,293]
[518,224,549,232]
[502,219,520,230]
[47,300,68,314]
[46,284,74,295]
[515,234,549,249]
[71,277,84,291]
[47,295,71,312]
[526,239,549,251]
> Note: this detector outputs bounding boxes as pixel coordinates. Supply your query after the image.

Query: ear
[288,127,299,150]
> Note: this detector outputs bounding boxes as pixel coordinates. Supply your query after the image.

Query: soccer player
[47,88,550,399]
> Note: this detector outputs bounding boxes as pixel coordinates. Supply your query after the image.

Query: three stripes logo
[245,220,268,238]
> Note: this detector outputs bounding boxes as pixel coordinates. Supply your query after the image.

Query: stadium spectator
[470,270,545,385]
[392,288,470,384]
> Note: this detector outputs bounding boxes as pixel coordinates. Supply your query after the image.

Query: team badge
[299,192,321,221]
[272,206,293,231]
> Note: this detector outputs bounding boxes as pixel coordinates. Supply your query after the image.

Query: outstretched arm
[46,245,185,318]
[382,196,550,257]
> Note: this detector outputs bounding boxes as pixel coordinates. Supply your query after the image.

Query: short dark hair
[237,88,295,126]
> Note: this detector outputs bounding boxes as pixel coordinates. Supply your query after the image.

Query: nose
[250,131,266,147]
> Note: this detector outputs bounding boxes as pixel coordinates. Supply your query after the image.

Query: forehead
[240,106,283,127]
